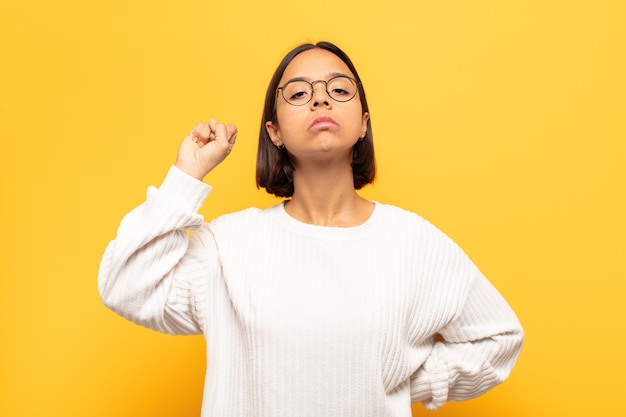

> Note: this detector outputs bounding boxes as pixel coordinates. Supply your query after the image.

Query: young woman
[98,41,524,417]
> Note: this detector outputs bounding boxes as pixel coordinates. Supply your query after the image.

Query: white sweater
[98,166,523,417]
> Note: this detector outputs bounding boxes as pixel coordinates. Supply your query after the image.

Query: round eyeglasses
[277,75,360,106]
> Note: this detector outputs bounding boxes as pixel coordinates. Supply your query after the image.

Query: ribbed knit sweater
[98,166,524,417]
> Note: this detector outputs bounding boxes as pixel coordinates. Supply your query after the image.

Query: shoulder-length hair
[256,41,376,198]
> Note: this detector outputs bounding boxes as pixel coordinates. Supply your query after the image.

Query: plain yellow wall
[1,0,624,416]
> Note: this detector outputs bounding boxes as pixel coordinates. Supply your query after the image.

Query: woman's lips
[308,116,339,131]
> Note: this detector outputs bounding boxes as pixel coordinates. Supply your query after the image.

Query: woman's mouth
[308,116,339,132]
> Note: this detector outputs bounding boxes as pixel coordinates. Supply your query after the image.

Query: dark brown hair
[256,41,375,198]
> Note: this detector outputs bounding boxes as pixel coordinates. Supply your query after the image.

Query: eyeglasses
[277,75,360,106]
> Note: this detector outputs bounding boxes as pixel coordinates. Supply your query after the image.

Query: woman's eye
[290,91,308,100]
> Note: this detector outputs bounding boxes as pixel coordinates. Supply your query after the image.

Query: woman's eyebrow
[329,71,350,78]
[283,76,309,84]
[283,72,352,84]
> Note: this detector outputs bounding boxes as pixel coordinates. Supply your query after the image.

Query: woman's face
[266,48,369,163]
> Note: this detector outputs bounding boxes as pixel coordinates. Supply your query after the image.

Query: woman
[98,41,524,417]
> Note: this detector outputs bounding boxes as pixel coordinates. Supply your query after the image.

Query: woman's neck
[286,162,374,227]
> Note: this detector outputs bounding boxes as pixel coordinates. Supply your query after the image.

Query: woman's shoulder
[208,203,283,230]
[374,202,472,262]
[373,202,459,243]
[373,202,433,228]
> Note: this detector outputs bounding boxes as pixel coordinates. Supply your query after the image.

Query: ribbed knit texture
[98,165,524,417]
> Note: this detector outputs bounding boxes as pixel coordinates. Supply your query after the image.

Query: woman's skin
[176,48,373,227]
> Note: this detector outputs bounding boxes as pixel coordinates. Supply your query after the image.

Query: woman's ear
[265,121,283,147]
[360,112,369,138]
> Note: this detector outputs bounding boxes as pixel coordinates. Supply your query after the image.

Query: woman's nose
[310,82,331,108]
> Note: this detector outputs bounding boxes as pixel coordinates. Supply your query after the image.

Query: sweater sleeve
[410,267,524,409]
[97,165,220,335]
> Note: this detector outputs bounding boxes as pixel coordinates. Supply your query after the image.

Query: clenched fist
[175,120,238,180]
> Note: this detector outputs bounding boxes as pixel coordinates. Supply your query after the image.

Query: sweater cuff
[158,165,213,213]
[421,343,450,410]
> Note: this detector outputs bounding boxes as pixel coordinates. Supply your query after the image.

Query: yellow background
[1,0,624,416]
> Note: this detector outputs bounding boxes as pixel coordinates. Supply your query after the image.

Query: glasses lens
[327,76,357,102]
[280,77,359,105]
[282,81,312,106]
